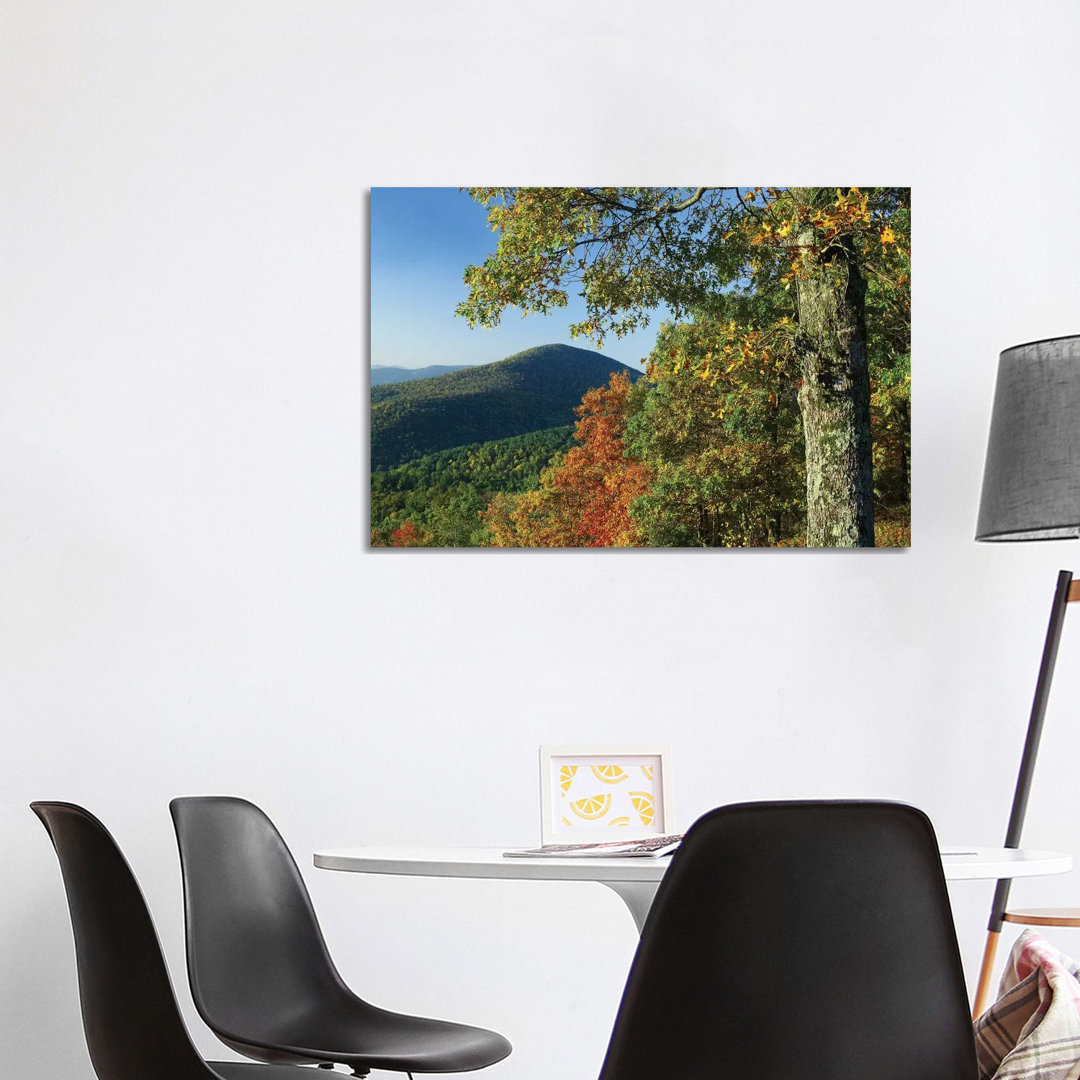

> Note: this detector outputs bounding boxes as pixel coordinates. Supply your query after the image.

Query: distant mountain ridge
[371,364,471,386]
[371,343,642,471]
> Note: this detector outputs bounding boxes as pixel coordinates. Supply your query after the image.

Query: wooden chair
[1003,909,1080,928]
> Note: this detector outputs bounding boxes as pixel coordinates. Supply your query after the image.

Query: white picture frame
[538,745,673,845]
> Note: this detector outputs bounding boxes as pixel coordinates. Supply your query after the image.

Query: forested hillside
[370,426,574,546]
[371,364,471,386]
[370,343,641,470]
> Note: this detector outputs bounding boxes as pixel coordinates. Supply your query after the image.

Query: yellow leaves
[832,186,869,219]
[669,318,794,392]
[748,187,904,291]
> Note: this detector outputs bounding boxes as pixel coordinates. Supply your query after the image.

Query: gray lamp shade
[976,335,1080,541]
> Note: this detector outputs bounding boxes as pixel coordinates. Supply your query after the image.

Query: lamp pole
[971,570,1078,1017]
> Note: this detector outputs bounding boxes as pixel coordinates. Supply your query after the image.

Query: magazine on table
[504,834,683,859]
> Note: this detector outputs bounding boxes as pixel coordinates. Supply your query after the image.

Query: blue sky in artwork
[369,187,665,370]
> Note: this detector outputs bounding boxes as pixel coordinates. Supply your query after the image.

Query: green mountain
[371,343,642,470]
[371,363,471,386]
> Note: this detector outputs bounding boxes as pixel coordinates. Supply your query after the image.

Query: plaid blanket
[975,929,1080,1079]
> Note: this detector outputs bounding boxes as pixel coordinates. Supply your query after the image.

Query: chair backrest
[169,796,351,1043]
[598,801,978,1080]
[31,802,218,1080]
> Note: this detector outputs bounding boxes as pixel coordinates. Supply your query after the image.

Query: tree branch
[670,187,708,213]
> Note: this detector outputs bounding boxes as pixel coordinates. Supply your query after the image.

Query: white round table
[314,845,1073,933]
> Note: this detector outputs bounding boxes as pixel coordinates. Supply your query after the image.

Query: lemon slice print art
[569,793,612,821]
[591,764,628,784]
[630,791,654,827]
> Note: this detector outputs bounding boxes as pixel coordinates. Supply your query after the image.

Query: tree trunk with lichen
[793,214,875,547]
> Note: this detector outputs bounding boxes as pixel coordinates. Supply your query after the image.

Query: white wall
[4,2,1080,1076]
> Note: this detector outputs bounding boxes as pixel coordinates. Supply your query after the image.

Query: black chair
[597,800,979,1080]
[169,796,511,1077]
[31,801,316,1080]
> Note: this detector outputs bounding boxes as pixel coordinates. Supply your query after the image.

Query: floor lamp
[972,334,1080,1018]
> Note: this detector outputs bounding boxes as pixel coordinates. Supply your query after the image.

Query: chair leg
[972,928,1001,1019]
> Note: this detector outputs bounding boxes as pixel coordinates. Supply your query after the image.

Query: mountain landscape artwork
[370,187,910,548]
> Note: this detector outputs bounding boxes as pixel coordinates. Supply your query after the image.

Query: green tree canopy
[457,187,910,547]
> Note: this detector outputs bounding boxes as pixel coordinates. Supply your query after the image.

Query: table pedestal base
[600,881,659,934]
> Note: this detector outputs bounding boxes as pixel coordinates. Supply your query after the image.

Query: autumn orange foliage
[483,372,650,547]
[388,520,425,547]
